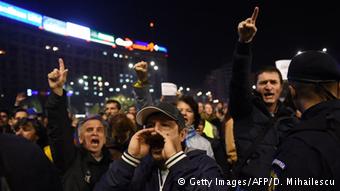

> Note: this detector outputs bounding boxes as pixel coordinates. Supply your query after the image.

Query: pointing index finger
[58,58,65,72]
[251,6,259,23]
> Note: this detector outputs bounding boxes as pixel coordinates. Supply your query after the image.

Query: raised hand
[134,61,148,83]
[238,7,259,43]
[47,58,68,96]
[127,128,154,159]
[14,92,27,106]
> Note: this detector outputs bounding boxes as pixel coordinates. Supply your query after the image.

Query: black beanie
[288,51,340,83]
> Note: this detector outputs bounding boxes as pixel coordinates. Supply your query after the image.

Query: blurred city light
[52,46,59,51]
[78,79,84,84]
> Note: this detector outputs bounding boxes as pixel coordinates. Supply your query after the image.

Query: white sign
[275,59,291,80]
[161,82,177,96]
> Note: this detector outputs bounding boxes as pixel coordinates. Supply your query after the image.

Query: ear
[179,128,188,142]
[33,134,40,142]
[79,133,84,144]
[289,85,296,98]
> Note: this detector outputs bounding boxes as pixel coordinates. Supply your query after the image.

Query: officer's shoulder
[274,136,321,170]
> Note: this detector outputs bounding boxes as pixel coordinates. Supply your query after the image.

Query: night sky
[4,0,340,88]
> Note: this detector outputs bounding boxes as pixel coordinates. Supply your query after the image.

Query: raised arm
[133,61,153,110]
[46,58,75,173]
[229,7,259,120]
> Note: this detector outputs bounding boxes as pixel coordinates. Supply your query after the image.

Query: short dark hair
[14,118,47,147]
[105,100,121,110]
[13,108,28,117]
[0,109,10,116]
[108,113,136,144]
[290,81,338,101]
[255,66,283,85]
[177,95,201,129]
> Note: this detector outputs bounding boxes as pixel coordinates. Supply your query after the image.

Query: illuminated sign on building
[154,44,167,53]
[115,38,133,47]
[66,22,90,41]
[132,41,155,51]
[90,30,115,46]
[42,16,66,35]
[0,1,42,27]
[0,1,167,53]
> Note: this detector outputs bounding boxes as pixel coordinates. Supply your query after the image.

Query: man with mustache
[95,102,228,190]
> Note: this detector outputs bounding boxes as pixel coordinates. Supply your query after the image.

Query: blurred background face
[11,111,28,126]
[128,106,137,116]
[0,112,9,125]
[15,123,38,142]
[198,102,204,114]
[204,103,213,116]
[79,119,106,156]
[177,101,194,127]
[105,103,120,118]
[256,72,282,105]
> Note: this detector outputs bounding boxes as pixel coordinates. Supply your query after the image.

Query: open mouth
[264,92,274,98]
[146,134,165,150]
[91,138,100,146]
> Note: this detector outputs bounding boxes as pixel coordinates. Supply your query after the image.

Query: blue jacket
[94,149,228,191]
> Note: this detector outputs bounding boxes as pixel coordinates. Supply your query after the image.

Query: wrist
[52,88,63,96]
[122,151,141,167]
[133,79,149,88]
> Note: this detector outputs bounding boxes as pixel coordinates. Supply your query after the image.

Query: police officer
[270,51,340,191]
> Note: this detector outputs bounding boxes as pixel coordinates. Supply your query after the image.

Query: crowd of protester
[1,6,340,191]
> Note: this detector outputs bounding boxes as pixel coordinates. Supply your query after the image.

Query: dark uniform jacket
[270,99,340,191]
[0,134,62,191]
[229,42,299,189]
[46,91,112,191]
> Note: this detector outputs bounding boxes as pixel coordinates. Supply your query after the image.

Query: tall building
[0,1,168,113]
[203,62,232,102]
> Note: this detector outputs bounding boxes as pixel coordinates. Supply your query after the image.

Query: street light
[78,79,84,84]
[153,66,159,71]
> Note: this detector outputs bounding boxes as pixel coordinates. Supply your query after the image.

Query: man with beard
[46,59,112,191]
[95,102,228,191]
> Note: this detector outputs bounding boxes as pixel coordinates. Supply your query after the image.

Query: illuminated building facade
[0,1,167,112]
